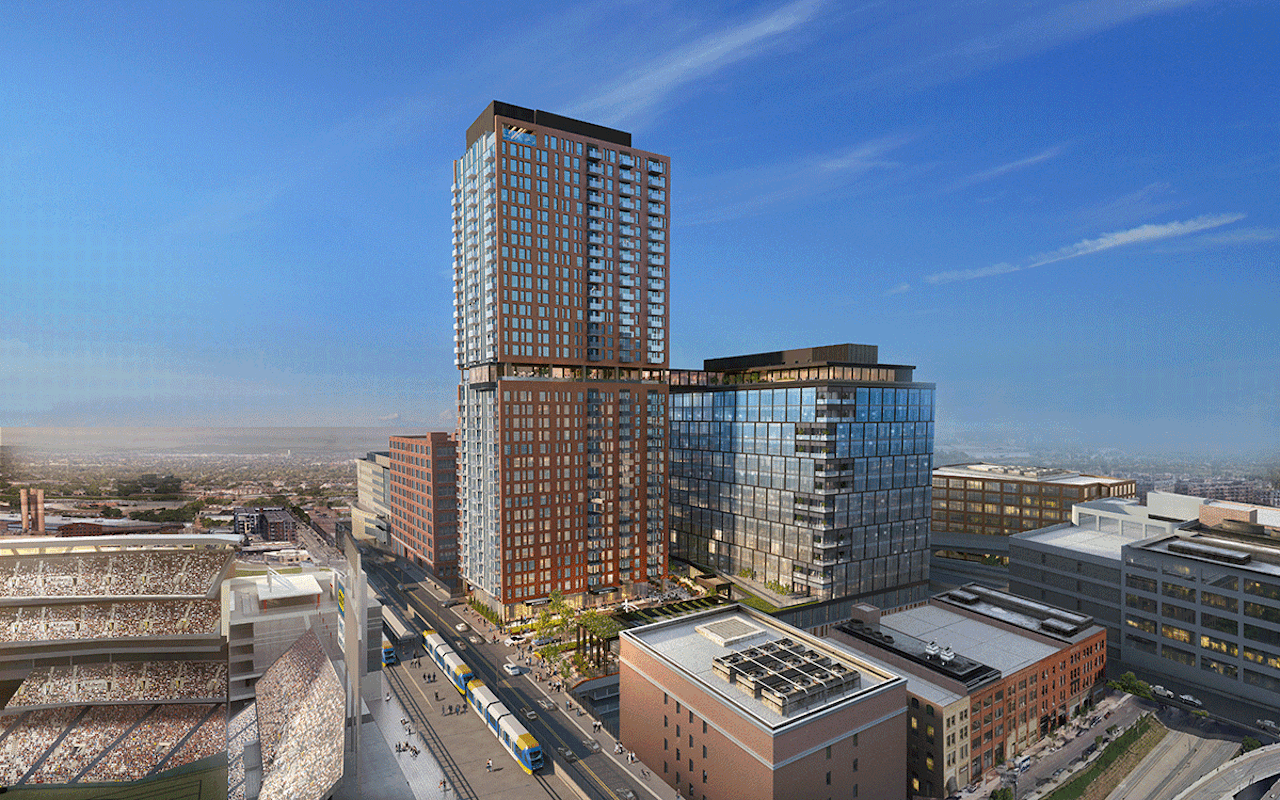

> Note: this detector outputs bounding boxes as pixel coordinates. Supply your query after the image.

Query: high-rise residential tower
[453,102,670,618]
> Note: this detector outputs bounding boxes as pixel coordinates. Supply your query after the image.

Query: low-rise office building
[930,463,1135,589]
[828,585,1106,797]
[352,450,392,547]
[620,603,907,800]
[1011,493,1280,714]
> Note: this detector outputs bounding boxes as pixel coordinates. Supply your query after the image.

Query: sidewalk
[454,603,682,800]
[971,692,1135,799]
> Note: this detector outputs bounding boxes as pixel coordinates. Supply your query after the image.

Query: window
[664,715,668,728]
[826,745,832,759]
[853,758,858,772]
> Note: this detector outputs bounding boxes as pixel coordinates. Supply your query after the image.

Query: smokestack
[19,488,29,532]
[36,489,45,534]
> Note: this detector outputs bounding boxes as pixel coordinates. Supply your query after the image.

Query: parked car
[455,622,470,633]
[1258,719,1278,732]
[1179,694,1202,707]
[533,636,555,646]
[503,636,526,647]
[503,663,522,676]
[1152,685,1175,699]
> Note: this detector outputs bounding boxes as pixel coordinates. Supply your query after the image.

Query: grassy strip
[735,590,780,614]
[1042,715,1167,800]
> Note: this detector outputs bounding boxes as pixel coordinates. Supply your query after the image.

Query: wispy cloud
[884,282,912,296]
[1072,182,1184,231]
[923,213,1245,285]
[684,134,909,224]
[842,0,1202,99]
[570,0,825,126]
[949,146,1062,191]
[1154,226,1280,253]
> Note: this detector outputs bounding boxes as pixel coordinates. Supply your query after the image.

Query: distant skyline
[2,1,1277,457]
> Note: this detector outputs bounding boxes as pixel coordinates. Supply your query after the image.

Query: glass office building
[670,345,935,606]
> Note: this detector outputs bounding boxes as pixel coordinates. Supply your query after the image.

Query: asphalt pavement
[369,559,680,800]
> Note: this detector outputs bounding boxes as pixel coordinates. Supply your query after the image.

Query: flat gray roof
[881,605,1059,677]
[623,605,900,732]
[824,638,963,708]
[935,463,1130,486]
[1013,522,1137,561]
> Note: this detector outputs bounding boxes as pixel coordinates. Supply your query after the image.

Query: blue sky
[1,0,1276,456]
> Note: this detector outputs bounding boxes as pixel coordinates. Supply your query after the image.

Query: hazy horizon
[2,2,1276,459]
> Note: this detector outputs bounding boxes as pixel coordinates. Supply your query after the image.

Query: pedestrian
[439,779,445,789]
[435,691,440,701]
[486,759,492,772]
[385,692,390,702]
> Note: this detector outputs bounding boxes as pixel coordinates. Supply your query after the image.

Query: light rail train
[424,629,544,773]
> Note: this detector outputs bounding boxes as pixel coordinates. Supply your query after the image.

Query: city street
[367,558,675,800]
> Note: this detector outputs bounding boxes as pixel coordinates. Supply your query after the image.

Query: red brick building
[828,585,1108,796]
[389,433,459,588]
[453,102,670,617]
[621,605,907,800]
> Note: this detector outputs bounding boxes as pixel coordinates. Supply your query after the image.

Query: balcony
[619,211,636,223]
[619,169,634,182]
[648,216,664,230]
[650,242,665,253]
[587,205,604,219]
[588,233,604,244]
[649,228,665,241]
[587,146,602,160]
[619,183,636,196]
[588,220,605,232]
[649,202,665,214]
[619,154,634,168]
[619,250,637,262]
[619,237,637,250]
[619,224,637,237]
[587,177,604,189]
[587,191,604,204]
[619,197,637,210]
[648,278,665,290]
[647,160,664,174]
[648,189,666,202]
[587,162,604,175]
[648,292,665,303]
[587,246,605,257]
[649,175,666,188]
[587,269,604,282]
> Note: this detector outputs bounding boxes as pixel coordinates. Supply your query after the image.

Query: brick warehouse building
[829,585,1107,796]
[453,102,670,617]
[389,433,459,589]
[620,604,907,800]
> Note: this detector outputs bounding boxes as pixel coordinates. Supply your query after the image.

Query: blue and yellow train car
[466,678,544,773]
[424,630,474,695]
